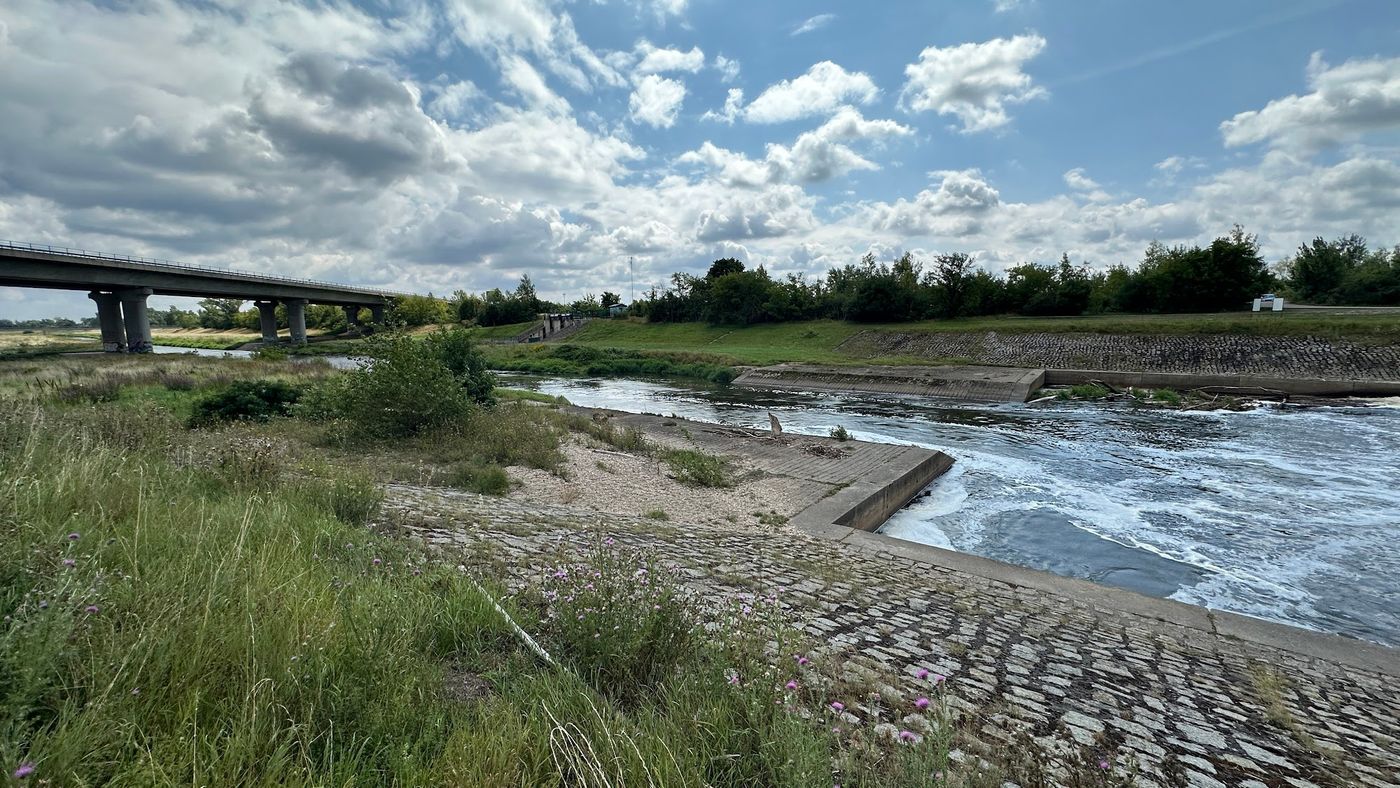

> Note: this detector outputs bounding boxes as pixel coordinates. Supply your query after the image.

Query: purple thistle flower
[785,680,798,691]
[1099,759,1110,770]
[830,701,844,712]
[371,558,382,566]
[797,656,810,666]
[68,532,80,541]
[62,558,75,567]
[898,730,919,743]
[13,762,35,779]
[84,605,99,614]
[915,696,931,710]
[916,668,929,680]
[933,673,946,684]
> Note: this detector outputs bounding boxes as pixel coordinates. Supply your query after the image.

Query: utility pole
[629,256,635,305]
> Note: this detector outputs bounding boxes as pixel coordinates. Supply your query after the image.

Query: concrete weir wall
[1044,368,1400,397]
[736,364,1046,403]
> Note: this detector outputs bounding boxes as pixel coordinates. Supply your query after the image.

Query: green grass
[662,449,733,488]
[558,312,1400,368]
[482,343,737,384]
[0,360,999,786]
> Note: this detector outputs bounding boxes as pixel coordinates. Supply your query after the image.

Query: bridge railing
[0,239,413,299]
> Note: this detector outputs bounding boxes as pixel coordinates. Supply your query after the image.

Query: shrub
[337,332,475,438]
[663,449,733,488]
[189,380,301,426]
[829,425,850,441]
[423,326,496,405]
[293,475,384,525]
[448,461,511,495]
[534,538,696,706]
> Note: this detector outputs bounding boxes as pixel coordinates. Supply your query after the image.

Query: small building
[606,302,629,317]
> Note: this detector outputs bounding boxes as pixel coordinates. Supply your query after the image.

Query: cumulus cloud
[899,34,1047,132]
[1062,168,1109,201]
[681,108,910,186]
[1220,52,1400,151]
[744,61,880,123]
[702,88,744,124]
[629,74,687,127]
[714,55,741,83]
[634,41,706,74]
[864,169,1002,235]
[791,14,835,36]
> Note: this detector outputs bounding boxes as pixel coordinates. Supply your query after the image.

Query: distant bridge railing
[0,239,414,299]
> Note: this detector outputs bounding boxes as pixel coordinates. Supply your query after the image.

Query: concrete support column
[342,305,362,333]
[368,304,386,324]
[117,287,153,353]
[285,298,308,345]
[88,291,126,352]
[255,300,279,344]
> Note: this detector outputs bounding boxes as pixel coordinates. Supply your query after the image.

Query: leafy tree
[930,252,974,318]
[601,291,621,309]
[391,294,453,327]
[197,298,243,329]
[706,269,772,325]
[514,275,541,312]
[1287,235,1368,303]
[706,258,745,279]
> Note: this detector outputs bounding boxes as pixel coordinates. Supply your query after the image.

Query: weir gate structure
[0,240,404,352]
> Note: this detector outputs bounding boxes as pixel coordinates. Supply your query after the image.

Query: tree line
[628,229,1399,326]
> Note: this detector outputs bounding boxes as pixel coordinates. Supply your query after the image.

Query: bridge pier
[285,299,308,345]
[342,305,362,334]
[88,291,126,352]
[255,300,279,344]
[117,287,153,353]
[369,304,386,325]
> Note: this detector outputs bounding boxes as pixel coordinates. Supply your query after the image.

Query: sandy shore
[505,429,807,528]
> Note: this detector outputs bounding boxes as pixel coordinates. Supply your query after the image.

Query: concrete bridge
[0,240,406,352]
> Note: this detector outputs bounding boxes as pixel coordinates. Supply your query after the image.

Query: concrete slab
[735,363,1046,402]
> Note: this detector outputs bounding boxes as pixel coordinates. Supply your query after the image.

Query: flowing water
[504,374,1400,646]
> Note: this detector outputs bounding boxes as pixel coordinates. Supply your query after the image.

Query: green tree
[930,252,974,318]
[197,298,243,329]
[706,258,745,279]
[1287,235,1367,303]
[600,291,621,309]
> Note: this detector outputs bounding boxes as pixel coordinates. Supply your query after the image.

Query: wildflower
[67,532,80,541]
[1098,759,1110,770]
[604,537,615,546]
[84,605,99,614]
[898,730,920,743]
[13,762,35,779]
[916,668,929,680]
[796,656,810,666]
[371,558,382,566]
[785,680,798,691]
[831,726,841,734]
[830,701,845,712]
[915,697,931,710]
[62,558,75,567]
[933,673,946,684]
[728,674,741,686]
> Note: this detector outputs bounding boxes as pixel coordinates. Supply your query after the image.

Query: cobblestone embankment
[383,487,1400,788]
[838,331,1400,381]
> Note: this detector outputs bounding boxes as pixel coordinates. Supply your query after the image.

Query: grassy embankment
[6,353,1099,785]
[0,331,101,359]
[468,311,1400,384]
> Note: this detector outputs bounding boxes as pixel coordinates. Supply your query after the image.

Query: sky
[1,0,1398,319]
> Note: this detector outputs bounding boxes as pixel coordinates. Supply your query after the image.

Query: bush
[663,449,733,488]
[829,425,850,441]
[534,538,696,706]
[448,461,511,495]
[336,332,476,438]
[423,326,496,405]
[189,380,301,426]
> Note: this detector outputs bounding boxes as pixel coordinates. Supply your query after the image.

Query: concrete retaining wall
[736,364,1045,402]
[1044,369,1400,397]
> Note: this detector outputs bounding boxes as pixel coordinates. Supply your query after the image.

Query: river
[150,343,1400,646]
[502,374,1400,647]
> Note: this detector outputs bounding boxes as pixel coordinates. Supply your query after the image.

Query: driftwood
[1088,379,1122,394]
